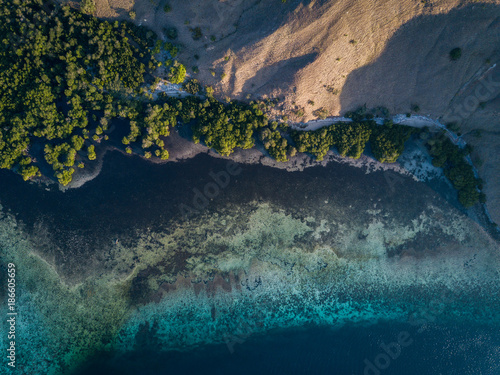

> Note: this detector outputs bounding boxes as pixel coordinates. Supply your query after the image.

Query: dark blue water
[79,322,499,375]
[1,150,498,375]
[0,150,438,279]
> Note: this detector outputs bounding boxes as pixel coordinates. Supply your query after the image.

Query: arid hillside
[77,0,500,223]
[87,1,498,113]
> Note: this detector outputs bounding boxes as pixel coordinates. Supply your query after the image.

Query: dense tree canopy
[370,121,416,163]
[0,0,161,184]
[292,122,373,161]
[426,134,484,207]
[260,127,293,162]
[291,121,414,163]
[172,96,268,156]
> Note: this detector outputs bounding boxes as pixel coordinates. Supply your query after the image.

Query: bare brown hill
[339,5,500,115]
[80,0,499,115]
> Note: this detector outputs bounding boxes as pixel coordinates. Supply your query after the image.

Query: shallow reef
[1,190,499,374]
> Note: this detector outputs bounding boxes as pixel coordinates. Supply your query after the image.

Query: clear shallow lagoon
[0,150,499,375]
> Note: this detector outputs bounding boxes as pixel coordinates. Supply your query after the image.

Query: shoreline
[68,112,447,189]
[67,126,438,188]
[48,115,499,239]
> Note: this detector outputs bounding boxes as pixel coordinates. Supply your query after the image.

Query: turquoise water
[0,151,499,374]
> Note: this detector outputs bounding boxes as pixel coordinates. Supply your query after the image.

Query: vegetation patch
[190,27,203,40]
[260,127,296,162]
[177,97,268,156]
[0,0,160,184]
[80,0,96,15]
[425,134,485,207]
[168,62,187,84]
[313,107,329,120]
[292,122,373,161]
[290,106,415,163]
[449,47,462,61]
[183,79,202,95]
[370,122,416,163]
[164,27,178,40]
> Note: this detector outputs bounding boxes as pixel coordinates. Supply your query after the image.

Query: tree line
[425,134,484,207]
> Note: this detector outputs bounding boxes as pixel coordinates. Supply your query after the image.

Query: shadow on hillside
[339,3,500,116]
[238,52,318,97]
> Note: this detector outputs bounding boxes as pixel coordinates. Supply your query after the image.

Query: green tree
[169,63,186,84]
[449,48,462,61]
[81,0,96,15]
[72,135,85,151]
[87,145,97,160]
[56,168,75,186]
[20,165,40,181]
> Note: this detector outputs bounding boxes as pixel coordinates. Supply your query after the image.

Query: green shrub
[449,48,462,61]
[164,27,178,40]
[191,27,203,40]
[169,63,186,84]
[313,107,329,120]
[80,0,96,15]
[163,42,178,57]
[205,86,214,96]
[183,79,202,95]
